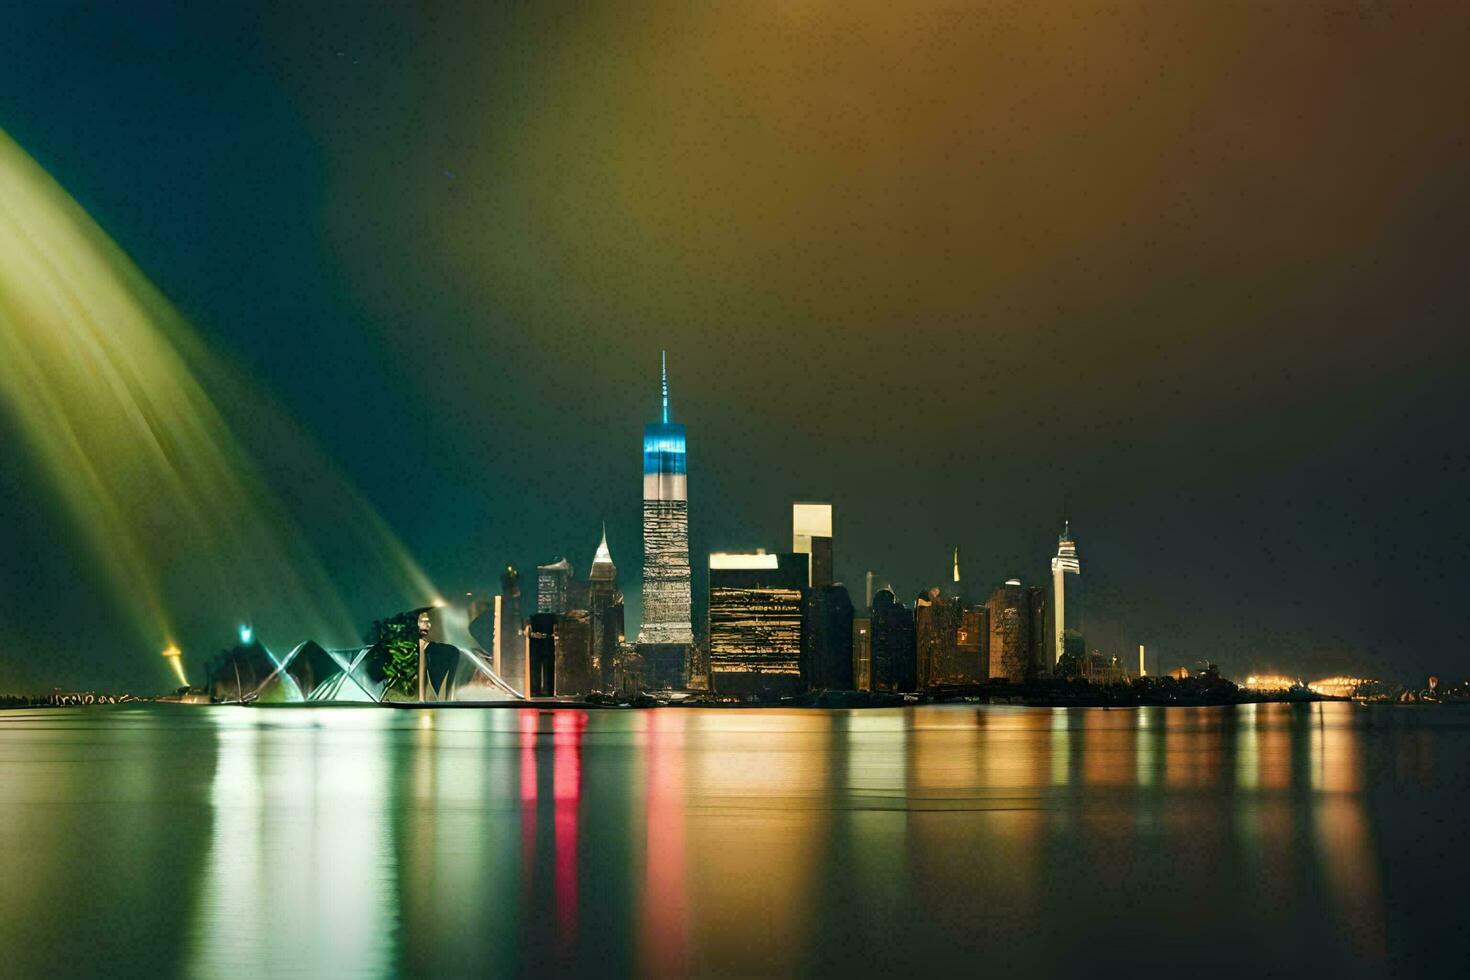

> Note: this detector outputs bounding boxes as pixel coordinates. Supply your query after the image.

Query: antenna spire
[661,350,669,423]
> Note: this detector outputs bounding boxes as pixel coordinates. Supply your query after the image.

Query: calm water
[1,702,1466,978]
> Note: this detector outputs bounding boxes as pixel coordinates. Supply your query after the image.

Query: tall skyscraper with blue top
[637,352,694,659]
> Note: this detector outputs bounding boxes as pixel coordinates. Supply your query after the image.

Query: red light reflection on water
[639,710,688,978]
[553,711,587,943]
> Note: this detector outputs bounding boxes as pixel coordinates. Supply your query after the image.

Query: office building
[801,583,854,690]
[954,604,988,682]
[987,579,1032,682]
[1028,586,1049,677]
[555,609,595,696]
[870,587,917,692]
[708,551,806,695]
[792,502,834,587]
[537,558,574,615]
[496,565,526,695]
[528,612,558,698]
[853,616,872,691]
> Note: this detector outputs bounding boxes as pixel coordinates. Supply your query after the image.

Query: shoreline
[0,690,1415,711]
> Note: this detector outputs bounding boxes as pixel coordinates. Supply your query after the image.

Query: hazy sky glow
[1,2,1467,690]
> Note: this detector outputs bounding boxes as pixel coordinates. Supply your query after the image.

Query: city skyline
[4,8,1469,980]
[2,4,1468,692]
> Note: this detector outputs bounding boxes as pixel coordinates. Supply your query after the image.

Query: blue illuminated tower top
[643,350,687,493]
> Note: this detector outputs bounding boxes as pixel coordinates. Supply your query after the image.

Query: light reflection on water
[0,703,1467,978]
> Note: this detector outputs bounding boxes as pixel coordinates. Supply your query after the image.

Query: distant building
[496,565,526,695]
[801,583,854,690]
[537,558,574,615]
[1048,521,1082,665]
[528,612,558,697]
[954,604,988,681]
[870,587,917,692]
[915,587,957,688]
[555,609,595,696]
[597,600,625,690]
[987,579,1034,682]
[852,616,872,691]
[588,526,621,691]
[914,585,987,686]
[708,551,806,695]
[637,352,694,647]
[792,502,834,587]
[1028,586,1049,678]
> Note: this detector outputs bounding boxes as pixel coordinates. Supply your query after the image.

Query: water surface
[1,702,1465,977]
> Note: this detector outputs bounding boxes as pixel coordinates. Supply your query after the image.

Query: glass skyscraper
[636,353,694,647]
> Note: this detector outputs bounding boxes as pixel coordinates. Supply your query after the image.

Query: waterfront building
[870,587,917,692]
[528,612,558,697]
[637,352,694,646]
[588,526,621,691]
[497,565,526,694]
[801,583,854,690]
[1048,521,1082,665]
[598,600,626,689]
[1029,586,1049,677]
[537,558,575,615]
[914,588,950,688]
[792,502,834,587]
[852,616,872,691]
[987,579,1032,682]
[955,604,988,681]
[555,609,595,696]
[636,353,693,684]
[914,587,985,687]
[708,551,806,695]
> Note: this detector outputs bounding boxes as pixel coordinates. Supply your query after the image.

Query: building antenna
[661,350,669,424]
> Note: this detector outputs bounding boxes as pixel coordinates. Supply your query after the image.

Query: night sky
[1,2,1467,692]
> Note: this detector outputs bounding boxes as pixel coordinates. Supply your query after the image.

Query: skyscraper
[555,609,594,696]
[801,583,854,691]
[537,558,574,615]
[528,612,558,698]
[792,502,834,587]
[987,578,1031,682]
[870,587,917,692]
[637,352,694,648]
[1049,521,1082,664]
[588,525,621,691]
[496,565,525,695]
[708,551,806,695]
[852,615,872,690]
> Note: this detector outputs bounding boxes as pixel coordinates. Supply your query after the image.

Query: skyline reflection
[0,703,1462,976]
